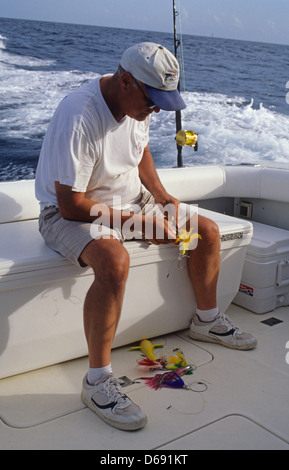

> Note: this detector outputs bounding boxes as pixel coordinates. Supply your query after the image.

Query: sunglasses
[133,77,157,109]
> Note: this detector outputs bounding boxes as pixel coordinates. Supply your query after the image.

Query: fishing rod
[172,0,198,167]
[173,0,183,167]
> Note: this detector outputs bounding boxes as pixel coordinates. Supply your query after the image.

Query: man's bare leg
[80,237,147,430]
[187,215,220,310]
[79,237,130,368]
[187,215,257,350]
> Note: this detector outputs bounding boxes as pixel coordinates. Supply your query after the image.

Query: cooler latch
[276,260,289,287]
[220,231,244,242]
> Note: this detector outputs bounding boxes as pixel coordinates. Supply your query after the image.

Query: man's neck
[100,75,126,122]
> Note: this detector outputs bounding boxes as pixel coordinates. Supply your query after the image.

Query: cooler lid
[246,222,289,258]
[198,208,253,241]
[0,208,254,279]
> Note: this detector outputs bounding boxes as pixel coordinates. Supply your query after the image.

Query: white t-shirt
[35,76,150,211]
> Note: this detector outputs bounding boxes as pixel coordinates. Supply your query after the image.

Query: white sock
[87,363,112,385]
[196,307,220,322]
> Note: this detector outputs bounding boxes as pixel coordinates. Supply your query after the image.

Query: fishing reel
[176,130,198,151]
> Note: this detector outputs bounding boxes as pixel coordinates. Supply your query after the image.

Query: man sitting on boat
[35,42,257,431]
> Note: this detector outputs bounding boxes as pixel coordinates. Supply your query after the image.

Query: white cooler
[234,221,289,314]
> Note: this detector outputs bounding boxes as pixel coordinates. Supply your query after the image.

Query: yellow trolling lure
[175,228,202,256]
[166,350,189,370]
[130,339,164,361]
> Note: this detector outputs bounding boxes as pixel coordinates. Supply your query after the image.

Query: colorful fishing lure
[140,366,193,391]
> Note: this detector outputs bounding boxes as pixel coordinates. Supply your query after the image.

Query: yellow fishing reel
[176,130,198,151]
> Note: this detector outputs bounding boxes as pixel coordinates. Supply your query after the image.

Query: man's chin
[127,111,151,122]
[135,113,151,121]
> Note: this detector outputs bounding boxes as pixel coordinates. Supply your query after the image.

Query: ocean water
[1,17,289,181]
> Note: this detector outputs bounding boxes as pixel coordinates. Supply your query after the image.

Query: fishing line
[177,0,186,92]
[165,376,208,415]
[166,254,190,278]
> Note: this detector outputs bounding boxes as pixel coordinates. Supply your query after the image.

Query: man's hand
[153,192,180,231]
[142,215,177,245]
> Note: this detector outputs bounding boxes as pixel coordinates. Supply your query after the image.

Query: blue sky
[0,0,289,45]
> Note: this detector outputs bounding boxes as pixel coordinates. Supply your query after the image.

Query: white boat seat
[223,165,289,203]
[159,165,289,204]
[0,219,70,278]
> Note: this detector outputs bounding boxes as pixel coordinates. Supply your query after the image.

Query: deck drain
[261,317,283,327]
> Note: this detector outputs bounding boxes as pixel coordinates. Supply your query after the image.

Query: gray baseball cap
[120,42,186,111]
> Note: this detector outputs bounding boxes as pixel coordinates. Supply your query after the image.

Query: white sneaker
[81,374,147,431]
[189,312,257,350]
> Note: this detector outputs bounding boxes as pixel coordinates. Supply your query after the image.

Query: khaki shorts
[38,191,197,267]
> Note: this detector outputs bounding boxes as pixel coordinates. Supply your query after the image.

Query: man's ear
[119,71,134,92]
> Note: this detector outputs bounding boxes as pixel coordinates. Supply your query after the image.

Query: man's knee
[103,245,130,287]
[80,238,130,287]
[198,216,220,247]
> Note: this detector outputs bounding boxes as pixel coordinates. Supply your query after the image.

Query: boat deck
[1,303,289,450]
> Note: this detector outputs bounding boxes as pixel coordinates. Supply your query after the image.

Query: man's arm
[55,181,133,228]
[138,144,171,205]
[55,178,176,245]
[138,144,180,224]
[54,181,174,243]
